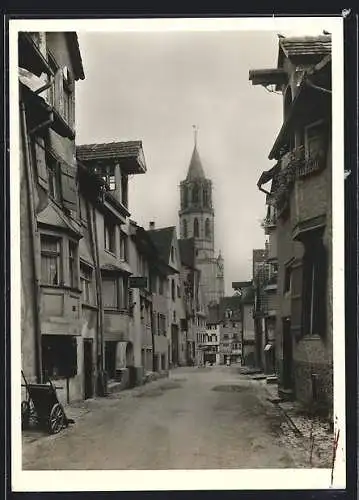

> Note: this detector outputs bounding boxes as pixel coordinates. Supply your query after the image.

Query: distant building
[178,136,224,310]
[179,238,207,366]
[250,34,332,413]
[147,225,187,367]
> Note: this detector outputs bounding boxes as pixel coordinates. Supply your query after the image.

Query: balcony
[273,145,327,217]
[261,216,277,234]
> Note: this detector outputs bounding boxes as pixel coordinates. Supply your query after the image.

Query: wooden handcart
[21,371,74,434]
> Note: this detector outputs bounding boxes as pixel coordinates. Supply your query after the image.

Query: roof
[37,202,82,239]
[66,32,85,81]
[186,145,206,181]
[219,296,242,321]
[148,226,176,265]
[76,141,147,174]
[179,238,196,269]
[278,35,331,67]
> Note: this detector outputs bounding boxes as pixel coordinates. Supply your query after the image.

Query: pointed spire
[186,125,206,181]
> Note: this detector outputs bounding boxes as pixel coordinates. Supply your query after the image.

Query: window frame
[80,261,94,305]
[40,234,63,286]
[104,217,116,254]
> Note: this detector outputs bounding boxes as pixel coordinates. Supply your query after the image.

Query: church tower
[179,128,225,308]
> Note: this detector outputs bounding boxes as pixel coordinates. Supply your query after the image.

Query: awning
[264,343,273,351]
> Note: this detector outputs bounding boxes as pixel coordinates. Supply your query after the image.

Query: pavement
[22,365,332,470]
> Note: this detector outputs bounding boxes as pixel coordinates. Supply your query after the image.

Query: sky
[75,26,327,295]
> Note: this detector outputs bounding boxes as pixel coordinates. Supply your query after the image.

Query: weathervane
[192,124,198,147]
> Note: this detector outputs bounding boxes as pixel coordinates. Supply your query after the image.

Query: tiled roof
[179,238,196,268]
[76,141,143,161]
[148,227,176,264]
[278,35,331,66]
[219,296,242,321]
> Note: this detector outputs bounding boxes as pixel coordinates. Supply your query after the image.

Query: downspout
[92,204,105,393]
[85,196,99,394]
[86,194,105,395]
[20,101,42,383]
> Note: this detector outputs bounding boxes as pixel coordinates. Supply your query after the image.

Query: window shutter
[290,259,303,340]
[61,162,77,211]
[54,69,64,117]
[34,141,48,190]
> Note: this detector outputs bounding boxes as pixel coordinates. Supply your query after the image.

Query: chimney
[149,221,155,230]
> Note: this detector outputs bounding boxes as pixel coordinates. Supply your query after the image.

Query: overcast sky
[75,27,326,295]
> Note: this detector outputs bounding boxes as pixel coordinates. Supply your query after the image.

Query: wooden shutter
[290,259,303,340]
[61,162,77,211]
[33,141,48,190]
[54,69,64,117]
[314,240,328,337]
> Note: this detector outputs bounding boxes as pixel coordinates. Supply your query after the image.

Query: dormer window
[102,165,116,191]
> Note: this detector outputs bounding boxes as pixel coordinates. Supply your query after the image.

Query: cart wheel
[48,403,65,434]
[21,401,30,429]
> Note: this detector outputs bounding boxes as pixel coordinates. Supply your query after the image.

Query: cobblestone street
[21,366,329,470]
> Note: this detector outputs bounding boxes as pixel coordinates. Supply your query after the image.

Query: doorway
[282,318,294,390]
[83,338,93,399]
[171,324,179,365]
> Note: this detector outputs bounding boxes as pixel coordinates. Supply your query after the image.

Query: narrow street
[22,366,312,470]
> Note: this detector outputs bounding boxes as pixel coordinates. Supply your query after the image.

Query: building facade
[250,35,333,412]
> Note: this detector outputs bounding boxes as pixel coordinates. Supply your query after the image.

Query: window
[80,262,94,304]
[171,279,176,301]
[177,285,181,298]
[205,218,210,238]
[121,174,128,207]
[192,184,199,204]
[157,314,166,335]
[159,277,164,295]
[203,188,209,207]
[68,241,78,289]
[183,186,188,208]
[46,151,62,203]
[102,275,128,310]
[284,265,292,294]
[104,218,116,254]
[102,165,116,191]
[120,231,128,261]
[42,335,77,379]
[302,230,327,336]
[194,218,199,238]
[41,235,62,285]
[183,219,188,238]
[103,277,118,309]
[62,68,74,127]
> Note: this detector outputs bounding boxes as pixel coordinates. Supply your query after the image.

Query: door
[282,318,293,390]
[83,339,93,399]
[171,324,179,365]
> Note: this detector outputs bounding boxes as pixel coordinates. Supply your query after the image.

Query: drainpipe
[86,197,105,395]
[20,101,43,383]
[150,299,156,372]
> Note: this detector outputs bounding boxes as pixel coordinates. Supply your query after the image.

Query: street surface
[22,366,311,470]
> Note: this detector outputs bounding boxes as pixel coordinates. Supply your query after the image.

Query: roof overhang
[18,33,53,77]
[249,68,287,88]
[20,81,75,140]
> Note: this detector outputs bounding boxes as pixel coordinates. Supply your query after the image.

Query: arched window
[192,184,199,204]
[194,218,199,238]
[205,218,210,238]
[203,188,208,207]
[183,219,188,238]
[183,186,188,208]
